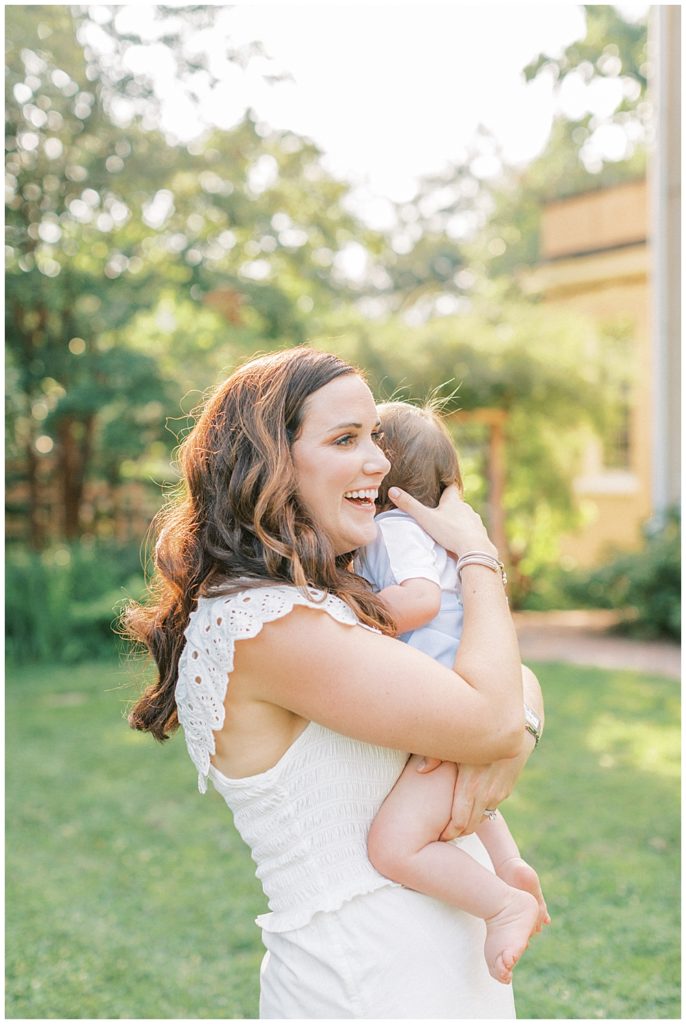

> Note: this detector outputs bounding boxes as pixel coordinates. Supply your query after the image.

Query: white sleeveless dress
[175,584,516,1019]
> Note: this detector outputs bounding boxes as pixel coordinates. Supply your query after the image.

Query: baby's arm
[377,577,441,634]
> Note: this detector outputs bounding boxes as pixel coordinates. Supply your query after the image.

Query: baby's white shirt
[355,509,464,668]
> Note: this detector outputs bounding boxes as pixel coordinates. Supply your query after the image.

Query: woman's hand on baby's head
[388,484,497,559]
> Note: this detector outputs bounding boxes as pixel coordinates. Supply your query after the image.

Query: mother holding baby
[125,346,545,1019]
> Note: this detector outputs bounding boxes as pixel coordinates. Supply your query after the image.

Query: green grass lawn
[6,656,680,1019]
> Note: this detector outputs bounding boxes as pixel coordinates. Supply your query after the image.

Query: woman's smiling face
[291,374,391,556]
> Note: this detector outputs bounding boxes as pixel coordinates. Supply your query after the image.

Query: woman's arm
[235,606,523,764]
[225,487,526,768]
[234,491,524,765]
[436,665,544,837]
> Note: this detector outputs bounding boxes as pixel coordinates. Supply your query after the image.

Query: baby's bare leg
[368,755,539,984]
[476,813,551,931]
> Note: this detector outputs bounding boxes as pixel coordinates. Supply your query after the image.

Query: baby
[356,401,550,986]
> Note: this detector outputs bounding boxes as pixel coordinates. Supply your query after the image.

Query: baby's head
[376,401,463,511]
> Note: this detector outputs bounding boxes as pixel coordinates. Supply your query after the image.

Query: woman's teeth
[344,489,378,504]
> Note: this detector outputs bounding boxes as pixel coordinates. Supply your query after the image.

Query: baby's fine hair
[376,401,463,510]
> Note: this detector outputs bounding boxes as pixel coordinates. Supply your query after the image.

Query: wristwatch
[524,703,542,746]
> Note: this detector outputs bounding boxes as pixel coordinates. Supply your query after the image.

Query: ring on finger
[482,808,498,821]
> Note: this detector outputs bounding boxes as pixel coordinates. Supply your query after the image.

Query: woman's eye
[372,430,385,445]
[334,434,355,446]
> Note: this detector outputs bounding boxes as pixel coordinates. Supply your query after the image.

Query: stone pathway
[513,609,681,680]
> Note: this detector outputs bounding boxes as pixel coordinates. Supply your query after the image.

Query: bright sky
[220,4,584,189]
[103,2,650,225]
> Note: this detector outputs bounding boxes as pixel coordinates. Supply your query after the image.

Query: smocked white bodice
[175,585,408,932]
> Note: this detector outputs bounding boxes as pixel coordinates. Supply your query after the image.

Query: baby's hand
[415,756,444,773]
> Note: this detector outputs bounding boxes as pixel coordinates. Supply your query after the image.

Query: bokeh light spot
[35,435,54,454]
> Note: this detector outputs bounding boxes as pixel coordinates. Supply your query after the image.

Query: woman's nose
[363,444,391,476]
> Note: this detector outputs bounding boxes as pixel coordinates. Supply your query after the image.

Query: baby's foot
[497,856,551,933]
[484,888,539,985]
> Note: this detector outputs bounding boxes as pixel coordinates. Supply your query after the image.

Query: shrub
[5,542,146,664]
[555,509,681,640]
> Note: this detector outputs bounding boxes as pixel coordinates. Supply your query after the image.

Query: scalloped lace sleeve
[175,585,361,793]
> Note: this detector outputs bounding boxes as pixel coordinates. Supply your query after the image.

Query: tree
[6,6,173,541]
[362,5,650,309]
[468,4,649,282]
[524,4,649,181]
[6,5,383,544]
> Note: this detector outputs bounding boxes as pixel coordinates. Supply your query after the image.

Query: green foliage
[5,542,145,663]
[524,5,648,93]
[559,510,681,640]
[6,5,380,543]
[6,658,680,1018]
[373,8,650,309]
[465,5,648,286]
[321,297,608,419]
[5,2,651,616]
[522,4,649,190]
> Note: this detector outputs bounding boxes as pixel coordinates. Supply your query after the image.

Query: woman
[125,346,544,1019]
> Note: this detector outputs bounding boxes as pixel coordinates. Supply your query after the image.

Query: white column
[649,5,681,518]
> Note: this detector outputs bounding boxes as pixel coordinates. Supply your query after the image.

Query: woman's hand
[388,484,497,560]
[437,736,536,839]
[414,738,535,840]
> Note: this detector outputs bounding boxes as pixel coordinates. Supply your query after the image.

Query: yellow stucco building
[522,8,681,569]
[523,179,655,566]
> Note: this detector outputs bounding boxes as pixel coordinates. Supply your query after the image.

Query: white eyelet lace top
[175,584,408,933]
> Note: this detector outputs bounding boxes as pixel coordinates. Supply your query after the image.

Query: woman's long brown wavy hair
[124,346,395,741]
